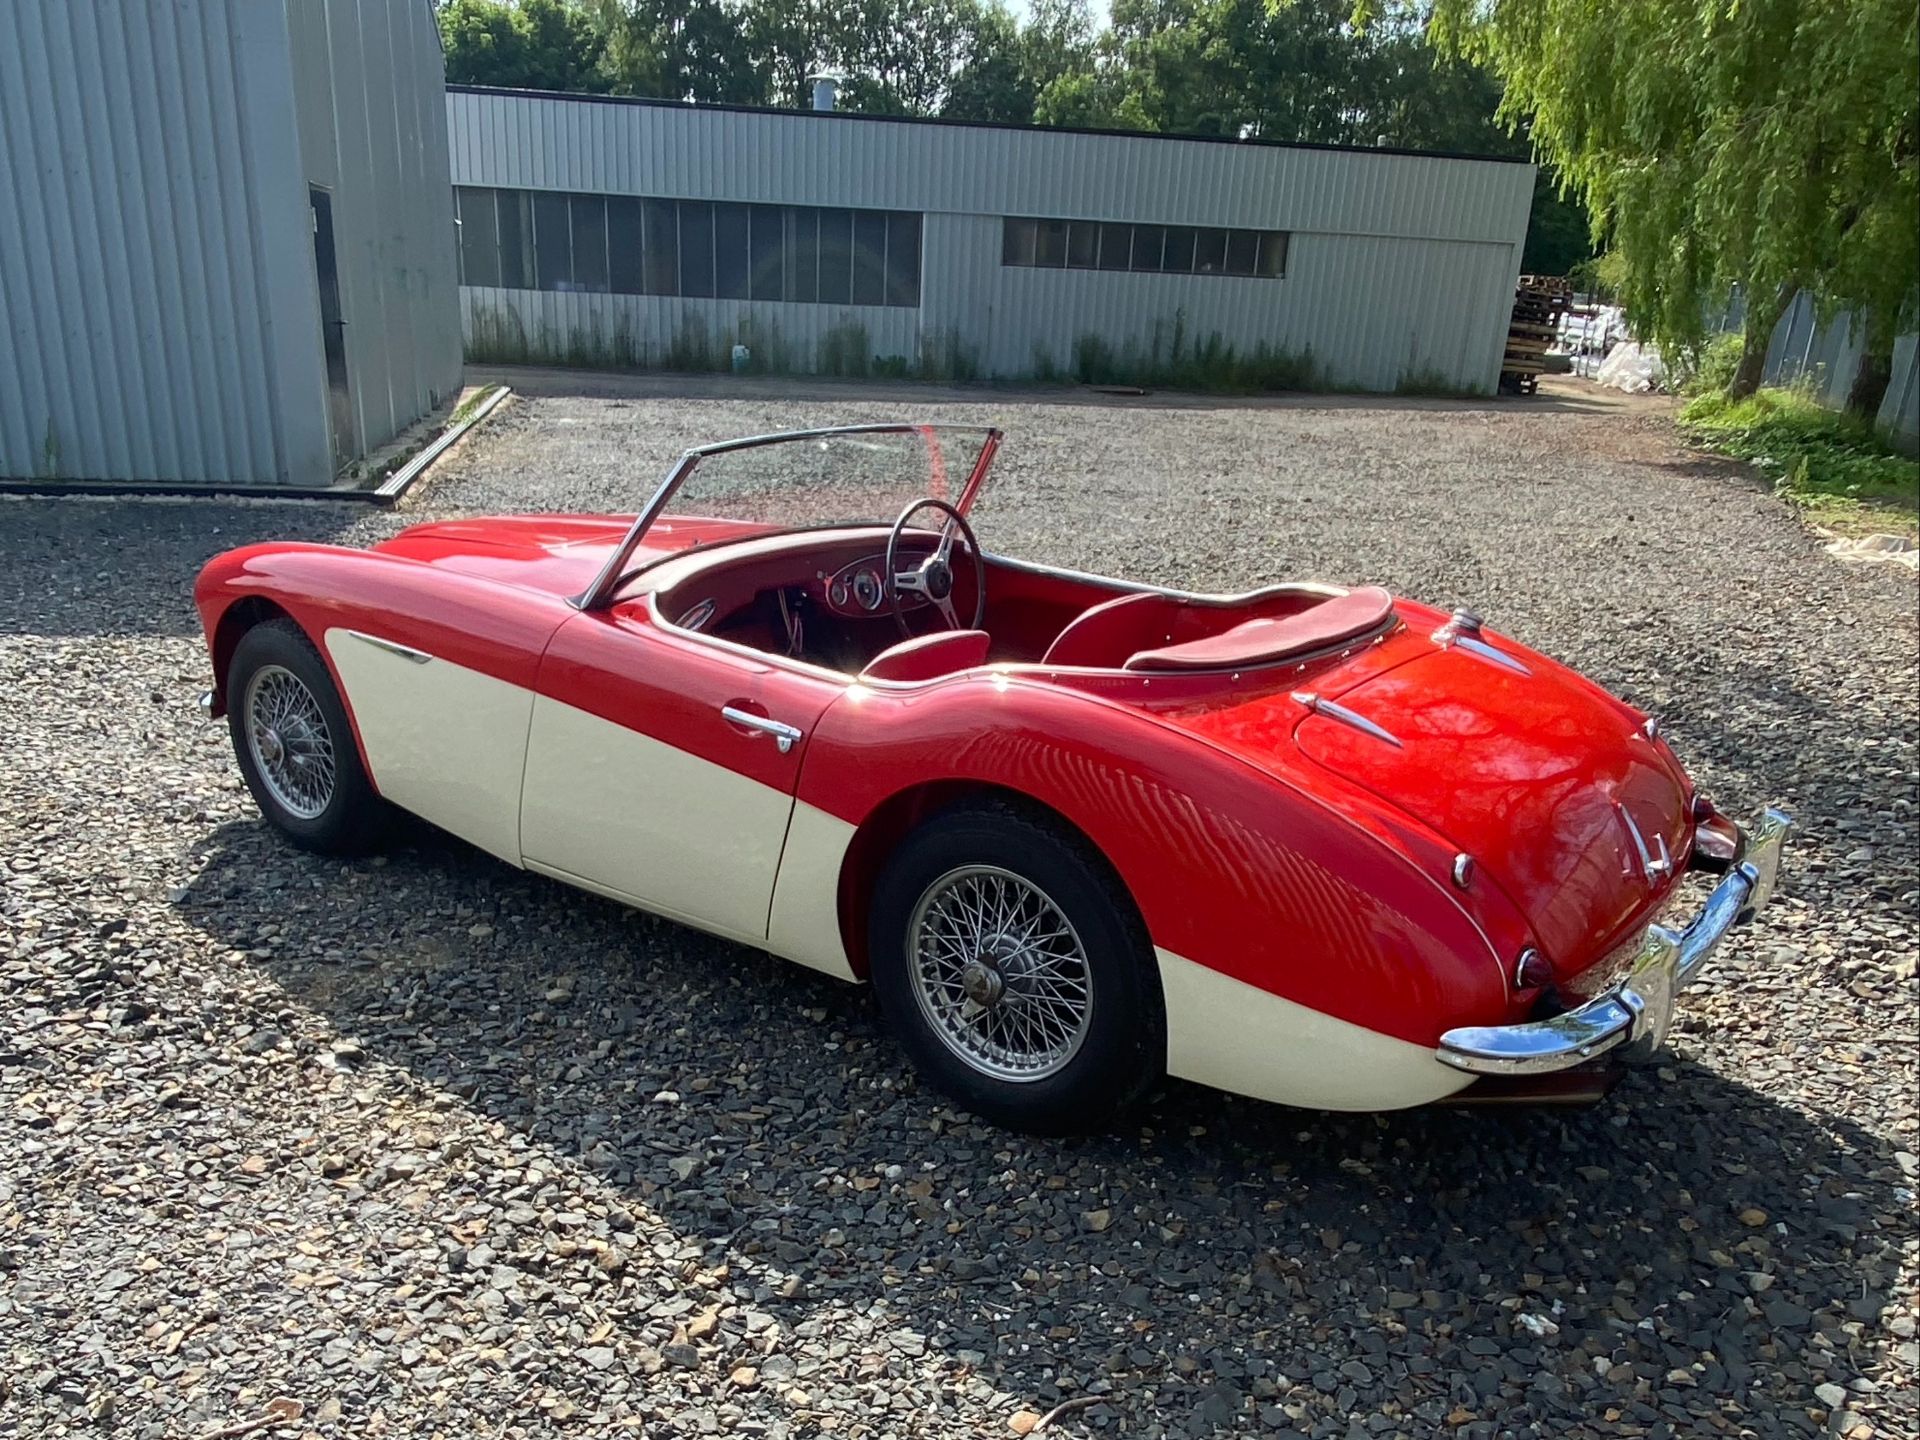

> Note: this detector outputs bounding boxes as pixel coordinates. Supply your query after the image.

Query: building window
[678,202,714,297]
[455,186,500,288]
[885,213,922,306]
[851,211,888,305]
[454,185,922,308]
[1002,216,1289,280]
[570,194,609,293]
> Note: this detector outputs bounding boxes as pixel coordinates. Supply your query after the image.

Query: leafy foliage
[1673,332,1743,397]
[1680,387,1920,531]
[1425,0,1919,376]
[439,0,608,92]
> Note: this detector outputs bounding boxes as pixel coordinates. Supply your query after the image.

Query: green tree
[590,0,766,103]
[943,3,1033,123]
[1425,0,1919,410]
[743,0,829,108]
[1353,8,1592,275]
[438,0,608,92]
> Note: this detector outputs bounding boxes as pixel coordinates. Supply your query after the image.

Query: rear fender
[800,673,1510,1049]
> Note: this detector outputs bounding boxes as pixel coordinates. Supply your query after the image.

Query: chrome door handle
[720,705,803,754]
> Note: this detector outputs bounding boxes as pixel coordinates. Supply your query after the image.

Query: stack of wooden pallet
[1501,275,1572,394]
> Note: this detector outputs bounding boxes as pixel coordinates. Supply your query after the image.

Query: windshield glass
[665,425,995,534]
[586,424,1001,605]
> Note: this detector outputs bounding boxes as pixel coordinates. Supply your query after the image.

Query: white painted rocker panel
[766,803,859,980]
[323,628,530,864]
[519,694,796,944]
[1157,947,1472,1111]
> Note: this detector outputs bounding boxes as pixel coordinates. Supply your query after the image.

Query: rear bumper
[1435,807,1792,1077]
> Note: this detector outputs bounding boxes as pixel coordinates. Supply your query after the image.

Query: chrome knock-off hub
[959,959,1006,1007]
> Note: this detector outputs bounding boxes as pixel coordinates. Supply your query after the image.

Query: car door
[518,600,844,946]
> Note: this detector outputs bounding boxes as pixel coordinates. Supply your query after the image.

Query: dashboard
[817,553,930,618]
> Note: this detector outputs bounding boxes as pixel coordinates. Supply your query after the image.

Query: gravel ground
[3,378,1916,1440]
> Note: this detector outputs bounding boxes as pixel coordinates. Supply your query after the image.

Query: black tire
[868,798,1164,1134]
[226,618,389,854]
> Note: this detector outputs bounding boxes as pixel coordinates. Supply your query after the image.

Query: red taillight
[1513,949,1554,990]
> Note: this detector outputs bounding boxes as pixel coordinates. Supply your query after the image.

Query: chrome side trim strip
[1291,690,1403,748]
[347,630,433,664]
[1436,807,1792,1077]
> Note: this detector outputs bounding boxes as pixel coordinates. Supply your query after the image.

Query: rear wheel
[227,619,389,854]
[869,799,1164,1133]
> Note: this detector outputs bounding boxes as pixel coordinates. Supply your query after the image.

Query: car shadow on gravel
[176,816,1911,1436]
[0,497,394,639]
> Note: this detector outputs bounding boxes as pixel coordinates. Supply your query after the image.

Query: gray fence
[1720,291,1918,443]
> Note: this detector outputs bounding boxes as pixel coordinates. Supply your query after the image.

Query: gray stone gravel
[2,377,1915,1440]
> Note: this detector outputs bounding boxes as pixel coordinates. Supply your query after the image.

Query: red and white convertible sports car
[196,425,1790,1132]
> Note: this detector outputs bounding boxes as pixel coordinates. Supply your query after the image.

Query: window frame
[1001,214,1289,282]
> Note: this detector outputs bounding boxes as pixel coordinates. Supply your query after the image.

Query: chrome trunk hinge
[1292,691,1403,748]
[1431,608,1531,676]
[1617,803,1673,882]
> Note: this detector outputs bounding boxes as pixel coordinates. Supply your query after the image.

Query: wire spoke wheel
[907,864,1094,1083]
[243,664,337,821]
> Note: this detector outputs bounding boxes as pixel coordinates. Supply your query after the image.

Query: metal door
[309,187,353,471]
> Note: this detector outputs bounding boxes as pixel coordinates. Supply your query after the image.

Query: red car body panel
[195,499,1703,1104]
[791,673,1512,1044]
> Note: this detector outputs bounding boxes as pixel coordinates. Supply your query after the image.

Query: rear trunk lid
[1292,645,1691,971]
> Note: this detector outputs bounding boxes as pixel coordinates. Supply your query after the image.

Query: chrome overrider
[1436,807,1793,1076]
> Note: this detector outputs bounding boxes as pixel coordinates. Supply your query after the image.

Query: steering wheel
[883,497,986,637]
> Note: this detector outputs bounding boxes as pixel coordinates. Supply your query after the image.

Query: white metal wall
[289,0,464,463]
[0,0,328,486]
[0,0,461,488]
[447,88,1533,393]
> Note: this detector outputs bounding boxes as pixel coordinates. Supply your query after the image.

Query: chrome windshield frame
[574,423,1004,611]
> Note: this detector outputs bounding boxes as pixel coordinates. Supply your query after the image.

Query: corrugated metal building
[448,86,1534,394]
[0,0,462,489]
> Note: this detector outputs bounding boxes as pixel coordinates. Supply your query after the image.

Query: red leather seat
[860,629,993,682]
[1040,592,1182,667]
[1123,587,1395,672]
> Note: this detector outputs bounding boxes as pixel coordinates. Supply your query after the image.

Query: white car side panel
[520,695,793,944]
[323,628,529,864]
[766,803,858,980]
[1157,947,1473,1111]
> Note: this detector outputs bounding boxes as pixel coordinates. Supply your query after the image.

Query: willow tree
[1419,0,1917,408]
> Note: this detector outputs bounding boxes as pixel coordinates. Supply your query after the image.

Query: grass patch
[448,384,503,427]
[1680,387,1919,535]
[1064,319,1322,395]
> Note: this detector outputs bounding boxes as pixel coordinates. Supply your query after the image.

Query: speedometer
[851,569,883,611]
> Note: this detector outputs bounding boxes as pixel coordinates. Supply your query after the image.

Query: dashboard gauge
[850,569,882,611]
[829,580,849,608]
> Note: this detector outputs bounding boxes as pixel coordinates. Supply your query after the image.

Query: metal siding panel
[0,0,463,486]
[1883,335,1918,440]
[287,0,461,464]
[450,91,1533,242]
[166,0,255,481]
[109,0,212,480]
[47,0,132,477]
[445,91,1536,391]
[2,1,106,479]
[200,0,284,480]
[0,0,305,484]
[460,286,920,373]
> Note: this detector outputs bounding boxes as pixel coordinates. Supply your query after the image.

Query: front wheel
[226,619,389,854]
[868,799,1164,1134]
